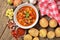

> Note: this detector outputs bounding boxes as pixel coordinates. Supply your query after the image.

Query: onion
[29,0,37,4]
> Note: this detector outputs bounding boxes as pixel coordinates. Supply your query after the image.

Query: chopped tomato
[11,30,18,38]
[17,28,25,36]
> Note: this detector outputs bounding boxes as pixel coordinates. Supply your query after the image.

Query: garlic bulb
[29,0,37,4]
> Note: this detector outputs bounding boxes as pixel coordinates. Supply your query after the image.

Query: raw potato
[49,19,57,28]
[24,34,32,40]
[33,37,39,40]
[39,18,48,28]
[55,27,60,37]
[39,29,47,38]
[28,28,39,37]
[47,31,55,39]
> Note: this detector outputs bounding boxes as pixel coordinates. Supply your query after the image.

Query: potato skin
[28,28,39,37]
[33,37,39,40]
[55,27,60,37]
[39,29,47,38]
[39,18,48,28]
[49,19,57,28]
[47,31,55,39]
[24,34,32,40]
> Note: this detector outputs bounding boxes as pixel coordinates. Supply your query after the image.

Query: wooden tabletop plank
[0,14,9,37]
[0,0,13,38]
[0,0,8,38]
[0,27,12,40]
[11,37,23,40]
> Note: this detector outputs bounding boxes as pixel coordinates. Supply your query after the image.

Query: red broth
[16,6,36,26]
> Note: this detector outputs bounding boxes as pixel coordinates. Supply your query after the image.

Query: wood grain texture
[0,27,12,40]
[0,0,12,40]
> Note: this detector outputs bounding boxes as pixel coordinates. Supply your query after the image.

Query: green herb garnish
[25,11,29,18]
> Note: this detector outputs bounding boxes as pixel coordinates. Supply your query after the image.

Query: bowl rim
[14,3,39,29]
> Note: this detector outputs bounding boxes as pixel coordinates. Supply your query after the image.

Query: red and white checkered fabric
[38,0,60,25]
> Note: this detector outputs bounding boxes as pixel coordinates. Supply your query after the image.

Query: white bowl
[14,3,39,29]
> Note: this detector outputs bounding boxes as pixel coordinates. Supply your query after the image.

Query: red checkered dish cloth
[38,0,60,25]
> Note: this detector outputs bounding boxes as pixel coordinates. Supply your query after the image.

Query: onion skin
[13,0,22,7]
